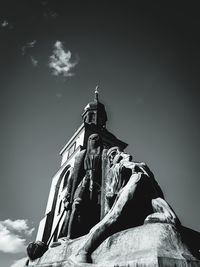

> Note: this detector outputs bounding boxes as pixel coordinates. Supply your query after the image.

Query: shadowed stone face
[107,146,120,167]
[87,133,102,150]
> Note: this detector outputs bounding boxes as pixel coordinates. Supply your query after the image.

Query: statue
[69,146,179,263]
[27,142,180,263]
[60,133,103,239]
[58,167,74,238]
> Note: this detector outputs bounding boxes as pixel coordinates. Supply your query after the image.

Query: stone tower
[36,90,127,245]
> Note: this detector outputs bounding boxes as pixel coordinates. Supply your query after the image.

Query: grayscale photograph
[0,1,200,266]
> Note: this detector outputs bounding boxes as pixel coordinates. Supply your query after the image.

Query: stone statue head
[107,146,122,166]
[87,133,102,151]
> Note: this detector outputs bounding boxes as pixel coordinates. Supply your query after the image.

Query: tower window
[67,142,76,159]
[88,112,95,123]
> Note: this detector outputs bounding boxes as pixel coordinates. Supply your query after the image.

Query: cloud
[1,20,13,29]
[22,40,37,55]
[10,257,28,267]
[0,219,35,253]
[21,41,39,66]
[41,1,58,19]
[44,9,58,19]
[30,56,39,67]
[1,20,9,27]
[2,219,35,236]
[49,41,78,77]
[0,224,26,253]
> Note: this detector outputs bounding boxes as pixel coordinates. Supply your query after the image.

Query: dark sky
[0,1,200,266]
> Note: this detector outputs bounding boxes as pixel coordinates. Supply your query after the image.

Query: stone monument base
[29,223,200,267]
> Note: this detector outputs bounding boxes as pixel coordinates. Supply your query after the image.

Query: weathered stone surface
[28,223,200,267]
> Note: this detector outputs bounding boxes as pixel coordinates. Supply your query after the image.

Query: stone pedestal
[29,223,200,267]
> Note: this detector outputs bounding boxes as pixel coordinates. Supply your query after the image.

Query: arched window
[88,112,95,123]
[62,170,71,190]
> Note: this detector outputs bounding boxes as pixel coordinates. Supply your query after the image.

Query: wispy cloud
[1,20,9,27]
[21,41,39,66]
[22,40,37,55]
[10,257,28,267]
[0,19,13,29]
[41,0,58,19]
[44,9,58,19]
[2,219,35,236]
[49,41,78,77]
[30,56,39,67]
[0,219,35,253]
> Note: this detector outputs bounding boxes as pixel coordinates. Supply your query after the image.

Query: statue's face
[89,133,99,142]
[107,147,119,165]
[88,133,101,148]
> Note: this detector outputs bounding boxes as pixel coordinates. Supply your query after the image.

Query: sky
[0,1,200,266]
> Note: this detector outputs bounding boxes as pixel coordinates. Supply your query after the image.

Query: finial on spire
[94,85,99,102]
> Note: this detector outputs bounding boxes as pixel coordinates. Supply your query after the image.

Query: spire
[82,86,107,128]
[94,85,99,102]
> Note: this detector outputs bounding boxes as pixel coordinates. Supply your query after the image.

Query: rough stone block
[29,223,200,267]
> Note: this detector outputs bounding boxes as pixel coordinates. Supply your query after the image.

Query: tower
[36,90,127,244]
